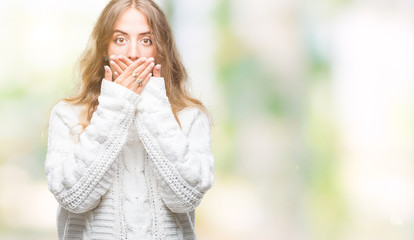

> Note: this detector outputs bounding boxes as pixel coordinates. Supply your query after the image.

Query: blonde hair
[65,0,205,129]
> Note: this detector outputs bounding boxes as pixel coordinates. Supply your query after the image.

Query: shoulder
[177,107,211,133]
[49,101,83,127]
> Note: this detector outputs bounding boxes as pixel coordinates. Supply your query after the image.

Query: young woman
[45,0,214,239]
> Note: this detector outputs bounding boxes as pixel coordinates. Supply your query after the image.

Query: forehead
[113,8,150,34]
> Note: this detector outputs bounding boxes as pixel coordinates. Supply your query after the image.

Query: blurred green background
[1,0,414,239]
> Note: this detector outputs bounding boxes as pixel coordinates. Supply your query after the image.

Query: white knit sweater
[45,77,214,240]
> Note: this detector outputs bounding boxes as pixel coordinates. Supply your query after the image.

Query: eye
[114,37,127,45]
[141,38,153,46]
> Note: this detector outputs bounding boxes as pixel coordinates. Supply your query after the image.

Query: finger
[131,58,154,79]
[109,55,123,70]
[113,71,122,83]
[121,57,147,77]
[118,55,133,68]
[104,66,112,82]
[136,72,153,94]
[113,56,128,70]
[131,60,154,92]
[153,64,161,77]
[115,57,147,86]
[109,60,123,78]
[138,61,155,81]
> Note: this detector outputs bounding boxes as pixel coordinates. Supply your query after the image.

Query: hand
[109,55,161,79]
[104,57,160,95]
[108,55,132,79]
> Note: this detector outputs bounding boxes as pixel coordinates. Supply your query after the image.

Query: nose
[127,42,139,61]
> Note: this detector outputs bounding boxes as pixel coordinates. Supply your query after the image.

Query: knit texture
[45,78,214,240]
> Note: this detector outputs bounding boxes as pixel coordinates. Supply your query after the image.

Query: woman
[45,0,214,239]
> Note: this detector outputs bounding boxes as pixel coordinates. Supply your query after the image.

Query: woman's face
[107,8,156,62]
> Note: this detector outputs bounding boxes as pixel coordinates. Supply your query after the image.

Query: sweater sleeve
[45,79,140,214]
[134,77,214,213]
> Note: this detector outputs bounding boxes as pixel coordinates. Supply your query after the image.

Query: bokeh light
[1,0,414,239]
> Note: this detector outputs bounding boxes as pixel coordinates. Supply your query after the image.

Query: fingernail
[114,71,118,76]
[150,62,155,66]
[149,73,152,76]
[110,55,116,59]
[110,60,115,65]
[148,57,154,62]
[156,64,161,69]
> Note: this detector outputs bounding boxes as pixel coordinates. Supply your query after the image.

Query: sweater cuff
[101,79,141,106]
[136,77,168,112]
[140,77,166,98]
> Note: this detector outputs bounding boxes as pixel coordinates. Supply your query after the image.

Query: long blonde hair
[65,0,205,129]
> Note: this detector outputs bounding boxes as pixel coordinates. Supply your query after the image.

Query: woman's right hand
[104,56,159,95]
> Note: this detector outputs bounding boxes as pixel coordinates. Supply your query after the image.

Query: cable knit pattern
[145,155,167,240]
[136,77,214,213]
[136,117,202,208]
[45,77,214,240]
[46,79,139,214]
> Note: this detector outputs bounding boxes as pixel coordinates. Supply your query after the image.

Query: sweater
[45,77,214,240]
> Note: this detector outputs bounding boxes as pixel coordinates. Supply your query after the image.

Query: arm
[45,80,140,213]
[135,77,214,213]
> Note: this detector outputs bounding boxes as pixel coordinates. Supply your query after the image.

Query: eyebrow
[113,29,152,36]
